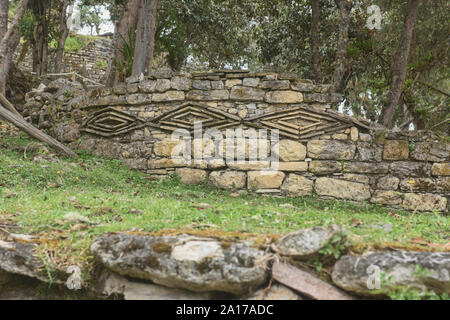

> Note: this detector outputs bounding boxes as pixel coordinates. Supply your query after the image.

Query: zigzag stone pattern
[71,70,449,212]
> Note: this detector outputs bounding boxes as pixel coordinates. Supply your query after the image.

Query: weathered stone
[193,80,211,90]
[186,90,230,101]
[411,142,449,162]
[97,272,215,300]
[225,79,242,88]
[230,86,265,101]
[139,80,157,93]
[113,84,127,95]
[148,158,186,169]
[155,79,172,92]
[209,171,246,189]
[272,226,345,259]
[332,133,348,140]
[126,83,139,93]
[123,158,148,170]
[332,251,450,296]
[342,174,370,184]
[436,177,450,192]
[370,190,402,205]
[383,140,409,160]
[247,284,302,300]
[281,174,313,196]
[154,139,186,157]
[176,168,207,185]
[376,176,400,190]
[259,80,290,90]
[402,193,447,211]
[91,234,269,295]
[315,178,371,201]
[350,127,359,141]
[399,178,436,192]
[265,91,303,104]
[248,171,285,190]
[343,162,389,174]
[356,142,383,161]
[54,123,80,143]
[309,161,342,174]
[278,162,308,172]
[390,162,430,177]
[152,91,185,102]
[243,78,260,87]
[431,163,450,176]
[170,77,192,91]
[228,161,271,171]
[273,262,354,300]
[304,93,330,103]
[290,80,315,92]
[125,93,152,105]
[274,140,306,161]
[359,133,372,142]
[211,81,224,90]
[307,140,356,160]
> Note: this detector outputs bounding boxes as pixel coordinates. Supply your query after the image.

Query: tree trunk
[0,0,29,95]
[55,0,72,73]
[105,0,140,86]
[132,0,158,76]
[332,0,352,93]
[31,0,50,77]
[311,0,323,83]
[0,0,8,40]
[0,100,77,157]
[379,0,421,127]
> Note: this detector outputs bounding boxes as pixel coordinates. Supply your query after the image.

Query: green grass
[0,126,449,271]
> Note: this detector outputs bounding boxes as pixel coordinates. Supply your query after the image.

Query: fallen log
[0,93,21,117]
[0,102,77,157]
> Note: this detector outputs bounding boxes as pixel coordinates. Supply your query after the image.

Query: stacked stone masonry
[22,70,450,212]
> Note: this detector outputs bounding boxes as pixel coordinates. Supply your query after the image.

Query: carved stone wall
[22,71,450,212]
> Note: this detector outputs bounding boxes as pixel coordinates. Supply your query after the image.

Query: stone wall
[22,71,450,212]
[15,37,111,82]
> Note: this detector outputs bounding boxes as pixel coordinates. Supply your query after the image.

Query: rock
[139,80,157,93]
[155,79,172,92]
[91,234,269,295]
[277,162,308,172]
[209,171,246,189]
[376,176,400,190]
[228,161,271,171]
[383,140,410,160]
[271,226,346,259]
[247,283,302,300]
[211,81,224,89]
[307,140,356,160]
[315,178,371,201]
[0,240,62,284]
[332,251,450,296]
[148,158,187,169]
[243,78,260,87]
[402,193,447,211]
[186,90,230,101]
[154,139,185,157]
[370,190,402,205]
[350,127,359,141]
[390,162,430,177]
[54,123,80,143]
[265,91,303,104]
[259,80,290,90]
[97,272,217,300]
[309,161,342,174]
[152,91,185,102]
[176,168,207,185]
[230,86,265,101]
[290,80,315,92]
[332,133,347,140]
[343,162,389,174]
[281,174,313,196]
[125,93,152,105]
[193,80,211,90]
[123,158,148,170]
[171,77,192,91]
[248,171,285,190]
[431,163,449,176]
[356,142,383,161]
[342,174,370,184]
[273,140,306,161]
[399,178,436,192]
[273,262,354,300]
[225,79,243,88]
[411,142,449,162]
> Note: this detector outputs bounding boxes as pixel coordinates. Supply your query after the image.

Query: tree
[0,0,8,40]
[311,0,324,83]
[30,0,51,77]
[0,0,30,95]
[379,0,422,127]
[55,0,73,73]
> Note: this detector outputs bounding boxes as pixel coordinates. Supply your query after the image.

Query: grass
[0,124,449,277]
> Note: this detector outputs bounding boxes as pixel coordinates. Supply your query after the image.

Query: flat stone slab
[91,233,270,295]
[272,261,354,300]
[332,251,450,296]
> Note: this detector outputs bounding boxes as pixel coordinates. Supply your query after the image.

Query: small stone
[211,81,224,90]
[402,193,447,211]
[176,168,207,185]
[154,139,186,157]
[248,171,285,190]
[309,161,342,174]
[376,176,400,190]
[343,162,389,174]
[308,140,356,160]
[411,142,449,162]
[209,171,246,189]
[155,79,172,92]
[225,79,243,88]
[370,190,402,205]
[315,178,371,201]
[274,140,307,161]
[230,86,265,101]
[259,80,290,90]
[186,90,229,101]
[170,76,192,91]
[350,127,359,141]
[383,140,409,160]
[431,163,449,176]
[243,78,260,87]
[277,162,308,172]
[152,91,185,102]
[390,162,430,177]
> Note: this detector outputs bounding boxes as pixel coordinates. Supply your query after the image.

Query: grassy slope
[0,125,449,272]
